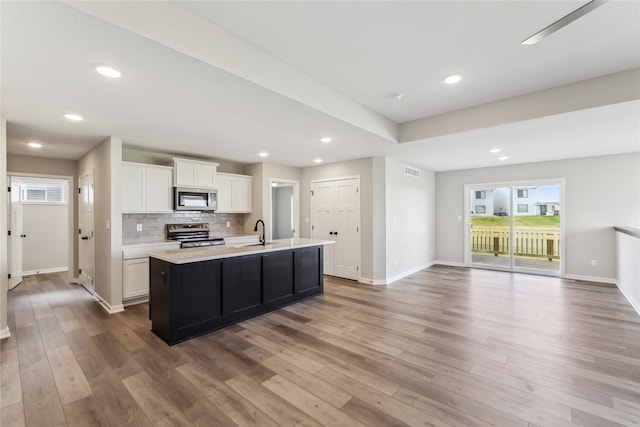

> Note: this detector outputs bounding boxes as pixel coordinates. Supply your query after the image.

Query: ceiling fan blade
[522,0,607,45]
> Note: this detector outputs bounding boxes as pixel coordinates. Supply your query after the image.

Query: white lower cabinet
[123,258,149,299]
[122,242,180,305]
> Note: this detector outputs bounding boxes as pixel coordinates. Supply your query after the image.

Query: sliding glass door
[466,180,562,275]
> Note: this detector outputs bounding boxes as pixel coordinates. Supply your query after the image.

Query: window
[475,191,486,199]
[476,205,486,214]
[517,189,528,198]
[21,182,66,204]
[518,204,528,213]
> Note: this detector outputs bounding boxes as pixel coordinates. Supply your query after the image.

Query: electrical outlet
[590,259,597,267]
[226,221,231,228]
[393,258,398,267]
[136,224,142,232]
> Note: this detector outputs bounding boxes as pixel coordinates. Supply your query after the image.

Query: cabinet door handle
[161,271,166,284]
[329,231,334,235]
[21,234,26,238]
[81,236,89,240]
[334,231,338,235]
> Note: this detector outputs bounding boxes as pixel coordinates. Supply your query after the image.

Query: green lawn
[471,215,560,227]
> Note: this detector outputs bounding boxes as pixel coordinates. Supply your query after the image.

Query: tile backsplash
[123,212,247,244]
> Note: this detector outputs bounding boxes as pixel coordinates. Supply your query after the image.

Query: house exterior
[471,186,560,216]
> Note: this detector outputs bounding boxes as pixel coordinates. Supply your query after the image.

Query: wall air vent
[404,166,420,177]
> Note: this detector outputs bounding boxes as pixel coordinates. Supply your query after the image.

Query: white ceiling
[2,1,639,171]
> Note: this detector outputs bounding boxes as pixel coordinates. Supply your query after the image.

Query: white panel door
[311,178,360,280]
[9,184,23,289]
[334,180,360,280]
[311,182,336,275]
[78,172,95,294]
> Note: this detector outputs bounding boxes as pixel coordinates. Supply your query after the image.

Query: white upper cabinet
[122,162,173,213]
[215,172,253,213]
[173,158,219,188]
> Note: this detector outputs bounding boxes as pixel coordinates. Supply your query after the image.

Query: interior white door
[311,182,336,274]
[9,181,23,289]
[78,172,95,294]
[333,180,360,280]
[311,177,360,280]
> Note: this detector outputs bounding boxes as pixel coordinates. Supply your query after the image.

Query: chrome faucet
[253,219,265,245]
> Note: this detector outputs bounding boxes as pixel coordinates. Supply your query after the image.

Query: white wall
[384,158,435,283]
[78,136,123,313]
[22,204,68,274]
[616,229,640,315]
[435,152,640,281]
[0,118,9,339]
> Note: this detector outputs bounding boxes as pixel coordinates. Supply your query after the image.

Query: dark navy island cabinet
[149,245,323,345]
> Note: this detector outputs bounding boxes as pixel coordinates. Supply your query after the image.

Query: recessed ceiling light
[489,148,502,153]
[95,65,122,78]
[314,158,323,164]
[27,141,42,148]
[320,137,332,143]
[499,156,509,161]
[392,93,404,101]
[443,74,462,85]
[258,151,268,157]
[64,113,83,121]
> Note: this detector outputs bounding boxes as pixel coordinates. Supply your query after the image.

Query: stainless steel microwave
[174,187,217,211]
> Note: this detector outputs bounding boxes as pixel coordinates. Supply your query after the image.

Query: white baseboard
[433,260,467,268]
[616,284,640,316]
[0,327,11,340]
[358,277,387,286]
[386,262,435,285]
[123,295,149,307]
[563,274,617,285]
[358,262,435,286]
[95,292,124,314]
[23,267,68,276]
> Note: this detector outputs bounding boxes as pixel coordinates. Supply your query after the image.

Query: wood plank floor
[1,266,639,426]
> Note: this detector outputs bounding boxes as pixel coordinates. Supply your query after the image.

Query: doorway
[311,177,360,280]
[8,175,72,289]
[465,180,564,275]
[78,172,95,294]
[270,179,299,240]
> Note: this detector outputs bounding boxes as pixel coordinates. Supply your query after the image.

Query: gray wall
[78,136,123,311]
[435,152,640,281]
[385,158,435,281]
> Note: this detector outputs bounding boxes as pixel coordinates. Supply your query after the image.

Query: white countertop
[148,238,334,264]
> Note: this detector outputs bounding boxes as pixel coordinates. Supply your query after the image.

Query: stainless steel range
[166,223,225,248]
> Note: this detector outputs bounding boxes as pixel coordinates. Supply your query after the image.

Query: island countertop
[148,238,334,264]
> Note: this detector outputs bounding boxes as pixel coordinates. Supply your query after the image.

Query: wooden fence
[471,226,560,261]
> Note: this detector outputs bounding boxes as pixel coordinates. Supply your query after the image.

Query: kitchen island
[148,238,332,345]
